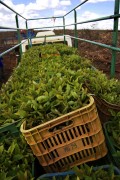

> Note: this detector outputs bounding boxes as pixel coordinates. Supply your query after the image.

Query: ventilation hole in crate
[89,148,93,155]
[68,156,72,163]
[56,134,62,144]
[61,159,66,166]
[55,161,60,168]
[85,149,89,157]
[67,156,72,163]
[73,127,78,137]
[48,153,52,160]
[53,151,57,159]
[69,129,74,139]
[54,149,59,158]
[59,159,64,166]
[82,138,86,146]
[82,150,86,158]
[70,155,74,163]
[59,161,63,168]
[77,126,82,135]
[49,138,54,147]
[86,124,90,132]
[74,153,79,160]
[86,137,90,145]
[45,139,50,148]
[41,142,46,150]
[89,136,93,144]
[64,157,68,164]
[66,157,70,164]
[53,136,58,145]
[61,133,66,143]
[57,161,61,168]
[78,151,82,159]
[81,125,86,134]
[50,150,59,159]
[49,151,55,158]
[93,147,96,154]
[61,154,78,167]
[65,131,70,141]
[71,155,75,162]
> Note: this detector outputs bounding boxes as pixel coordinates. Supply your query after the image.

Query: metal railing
[0,0,120,77]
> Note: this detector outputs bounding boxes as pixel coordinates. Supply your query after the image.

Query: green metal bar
[64,14,120,28]
[25,20,31,48]
[0,40,27,57]
[44,36,46,45]
[33,25,64,30]
[69,35,120,52]
[74,9,78,48]
[0,1,26,20]
[64,0,89,17]
[110,0,119,78]
[63,16,66,44]
[76,14,120,25]
[27,16,63,21]
[15,14,22,63]
[30,14,120,31]
[0,26,25,30]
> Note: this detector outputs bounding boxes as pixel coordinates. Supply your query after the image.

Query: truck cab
[21,30,72,53]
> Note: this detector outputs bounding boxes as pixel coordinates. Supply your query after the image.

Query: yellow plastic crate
[21,96,107,172]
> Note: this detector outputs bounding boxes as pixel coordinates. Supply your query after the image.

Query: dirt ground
[55,29,120,80]
[0,29,120,88]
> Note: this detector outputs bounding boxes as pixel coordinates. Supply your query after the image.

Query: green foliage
[85,69,120,105]
[107,117,120,149]
[53,43,78,56]
[0,44,91,128]
[0,133,34,180]
[106,114,120,165]
[0,43,120,129]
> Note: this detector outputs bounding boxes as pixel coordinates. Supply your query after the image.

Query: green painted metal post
[74,9,78,48]
[15,14,22,63]
[63,16,66,44]
[25,20,31,48]
[110,0,119,78]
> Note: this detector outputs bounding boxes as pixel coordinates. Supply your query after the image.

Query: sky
[0,0,119,30]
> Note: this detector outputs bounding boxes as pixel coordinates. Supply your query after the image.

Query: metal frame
[0,0,119,77]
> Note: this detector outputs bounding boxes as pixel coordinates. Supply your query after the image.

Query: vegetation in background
[0,44,90,128]
[85,70,120,105]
